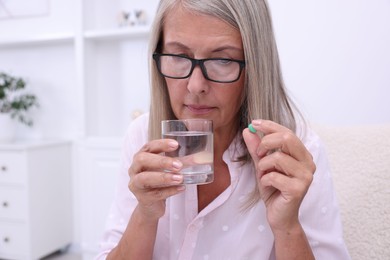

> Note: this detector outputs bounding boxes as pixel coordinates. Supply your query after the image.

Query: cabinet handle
[0,165,7,172]
[2,201,8,208]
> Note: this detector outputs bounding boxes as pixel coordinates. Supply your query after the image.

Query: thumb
[243,128,261,165]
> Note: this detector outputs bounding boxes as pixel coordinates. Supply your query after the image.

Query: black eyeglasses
[153,53,245,83]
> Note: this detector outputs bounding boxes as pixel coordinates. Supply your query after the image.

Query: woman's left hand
[243,119,316,233]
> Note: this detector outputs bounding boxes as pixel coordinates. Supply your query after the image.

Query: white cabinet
[0,141,72,260]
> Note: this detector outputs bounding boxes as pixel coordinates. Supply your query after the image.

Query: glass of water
[161,119,214,185]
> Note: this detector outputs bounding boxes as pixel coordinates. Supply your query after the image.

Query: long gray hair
[147,0,302,205]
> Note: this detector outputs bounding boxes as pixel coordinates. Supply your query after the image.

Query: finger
[258,151,299,177]
[251,120,312,163]
[251,119,290,134]
[179,151,213,167]
[129,140,183,175]
[243,128,262,165]
[260,132,312,162]
[138,185,186,204]
[260,171,310,201]
[130,171,184,190]
[140,138,180,154]
[258,151,314,182]
[129,152,183,176]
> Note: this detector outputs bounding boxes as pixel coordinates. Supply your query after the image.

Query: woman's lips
[186,105,215,115]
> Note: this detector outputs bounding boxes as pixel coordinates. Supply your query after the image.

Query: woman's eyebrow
[212,45,243,54]
[163,41,190,51]
[164,42,243,54]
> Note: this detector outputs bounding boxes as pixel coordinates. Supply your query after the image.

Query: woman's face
[161,6,245,135]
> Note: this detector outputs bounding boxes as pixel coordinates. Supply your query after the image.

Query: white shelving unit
[0,33,74,48]
[84,26,151,41]
[0,0,159,258]
[0,0,157,139]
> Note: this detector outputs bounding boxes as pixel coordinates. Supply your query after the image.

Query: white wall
[0,1,83,141]
[0,0,76,38]
[268,0,390,126]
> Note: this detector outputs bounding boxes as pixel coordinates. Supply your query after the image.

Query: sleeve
[95,114,149,259]
[299,129,351,260]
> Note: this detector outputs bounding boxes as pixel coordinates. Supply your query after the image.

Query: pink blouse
[96,113,351,259]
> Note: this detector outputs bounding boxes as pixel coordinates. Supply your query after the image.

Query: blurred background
[0,0,389,259]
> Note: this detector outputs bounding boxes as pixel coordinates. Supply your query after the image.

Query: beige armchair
[314,124,390,260]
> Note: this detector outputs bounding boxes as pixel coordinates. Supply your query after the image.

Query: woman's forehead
[162,6,243,51]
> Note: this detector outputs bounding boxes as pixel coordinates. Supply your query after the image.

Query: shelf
[0,33,74,48]
[0,139,72,150]
[83,26,151,41]
[0,26,151,47]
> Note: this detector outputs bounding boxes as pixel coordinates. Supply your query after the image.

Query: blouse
[96,113,351,260]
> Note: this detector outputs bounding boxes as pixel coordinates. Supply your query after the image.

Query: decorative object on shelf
[117,9,148,27]
[0,72,39,142]
[0,0,50,20]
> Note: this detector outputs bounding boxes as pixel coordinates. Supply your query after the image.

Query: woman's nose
[186,66,210,94]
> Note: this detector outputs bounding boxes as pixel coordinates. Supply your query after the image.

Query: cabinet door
[0,152,27,186]
[0,187,28,221]
[80,141,121,256]
[0,222,29,259]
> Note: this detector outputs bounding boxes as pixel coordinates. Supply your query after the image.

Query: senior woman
[97,0,351,259]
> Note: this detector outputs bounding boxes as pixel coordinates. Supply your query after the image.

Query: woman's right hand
[128,139,185,221]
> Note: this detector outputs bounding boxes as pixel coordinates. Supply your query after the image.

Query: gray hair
[147,0,302,205]
[148,0,300,141]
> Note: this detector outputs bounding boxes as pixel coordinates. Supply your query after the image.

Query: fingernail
[248,123,257,133]
[252,120,262,127]
[168,140,178,148]
[177,185,186,191]
[172,174,183,182]
[172,160,182,169]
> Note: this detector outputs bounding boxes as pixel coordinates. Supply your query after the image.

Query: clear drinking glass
[161,119,214,185]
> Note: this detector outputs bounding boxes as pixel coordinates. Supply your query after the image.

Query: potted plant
[0,72,39,142]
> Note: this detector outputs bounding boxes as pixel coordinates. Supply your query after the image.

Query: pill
[248,123,257,133]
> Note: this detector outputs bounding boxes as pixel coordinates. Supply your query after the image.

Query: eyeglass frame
[152,53,246,83]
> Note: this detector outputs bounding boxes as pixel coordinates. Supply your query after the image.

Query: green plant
[0,72,39,126]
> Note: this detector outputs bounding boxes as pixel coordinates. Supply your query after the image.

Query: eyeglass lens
[157,55,243,83]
